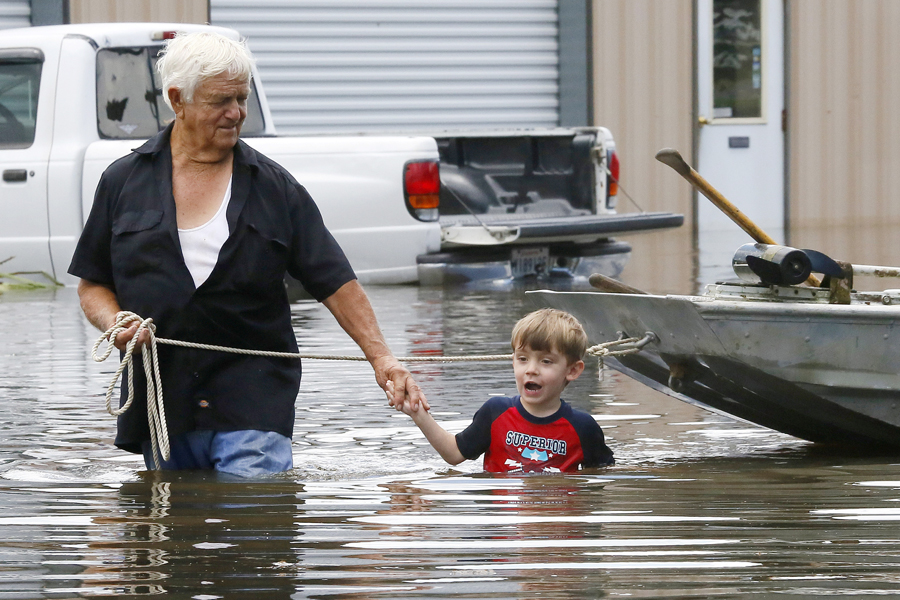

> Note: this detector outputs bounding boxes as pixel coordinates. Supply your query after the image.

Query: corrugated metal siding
[592,0,695,294]
[210,0,560,134]
[68,0,208,24]
[788,0,900,270]
[0,0,30,30]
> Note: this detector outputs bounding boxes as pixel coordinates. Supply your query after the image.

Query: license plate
[511,247,549,278]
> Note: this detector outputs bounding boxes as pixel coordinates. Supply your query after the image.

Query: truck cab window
[96,46,264,139]
[0,57,42,149]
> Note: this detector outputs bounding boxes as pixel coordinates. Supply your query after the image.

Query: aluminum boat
[534,244,900,449]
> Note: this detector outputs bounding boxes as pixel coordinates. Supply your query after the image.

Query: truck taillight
[607,150,620,199]
[404,160,440,221]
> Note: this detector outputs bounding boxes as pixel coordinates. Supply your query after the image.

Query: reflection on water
[3,225,900,596]
[6,457,900,597]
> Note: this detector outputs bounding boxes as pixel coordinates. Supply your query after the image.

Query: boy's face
[513,344,585,416]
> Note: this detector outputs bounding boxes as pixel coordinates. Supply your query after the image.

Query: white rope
[157,335,513,362]
[92,312,653,468]
[91,312,169,469]
[586,336,644,358]
[585,334,656,369]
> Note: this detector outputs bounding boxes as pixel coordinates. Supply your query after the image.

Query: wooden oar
[655,148,821,287]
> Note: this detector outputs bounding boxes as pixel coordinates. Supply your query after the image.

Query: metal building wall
[788,0,900,270]
[592,0,695,294]
[68,0,207,24]
[0,0,30,29]
[210,0,561,135]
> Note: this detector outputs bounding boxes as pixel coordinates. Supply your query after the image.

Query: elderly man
[69,31,425,477]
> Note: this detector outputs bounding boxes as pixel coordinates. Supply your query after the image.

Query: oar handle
[588,273,648,294]
[655,148,820,287]
[655,149,777,245]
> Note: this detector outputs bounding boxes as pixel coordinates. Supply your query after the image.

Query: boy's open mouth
[524,382,542,392]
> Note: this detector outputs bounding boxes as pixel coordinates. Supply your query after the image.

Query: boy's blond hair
[511,308,588,365]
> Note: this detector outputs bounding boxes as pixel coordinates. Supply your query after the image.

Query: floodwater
[3,244,900,598]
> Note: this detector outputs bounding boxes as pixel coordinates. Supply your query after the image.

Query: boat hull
[534,290,900,449]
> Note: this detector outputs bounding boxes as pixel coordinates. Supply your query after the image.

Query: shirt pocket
[231,221,289,291]
[110,210,165,276]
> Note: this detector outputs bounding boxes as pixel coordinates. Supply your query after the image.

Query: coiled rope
[92,312,654,468]
[92,312,169,469]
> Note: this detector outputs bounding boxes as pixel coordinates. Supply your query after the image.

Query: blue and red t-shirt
[455,396,614,473]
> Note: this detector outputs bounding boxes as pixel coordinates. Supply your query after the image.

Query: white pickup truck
[0,22,682,287]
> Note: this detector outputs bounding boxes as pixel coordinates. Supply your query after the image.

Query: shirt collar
[134,121,173,155]
[234,138,259,172]
[134,122,260,173]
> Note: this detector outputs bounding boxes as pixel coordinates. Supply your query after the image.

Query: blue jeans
[142,430,293,478]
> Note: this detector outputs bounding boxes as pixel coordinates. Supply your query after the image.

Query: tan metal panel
[69,0,208,24]
[789,0,900,272]
[592,0,695,294]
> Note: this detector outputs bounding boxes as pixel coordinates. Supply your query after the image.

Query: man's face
[178,71,249,154]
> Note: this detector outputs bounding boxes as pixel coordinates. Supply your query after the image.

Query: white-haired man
[69,31,426,477]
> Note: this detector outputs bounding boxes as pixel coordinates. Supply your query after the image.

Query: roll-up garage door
[0,0,30,30]
[210,0,560,135]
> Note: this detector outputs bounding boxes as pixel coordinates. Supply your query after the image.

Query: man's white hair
[156,31,255,110]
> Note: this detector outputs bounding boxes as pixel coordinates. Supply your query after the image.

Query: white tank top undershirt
[178,176,232,288]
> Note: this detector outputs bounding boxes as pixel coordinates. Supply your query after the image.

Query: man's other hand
[112,319,151,352]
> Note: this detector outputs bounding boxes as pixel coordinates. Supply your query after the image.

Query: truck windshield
[0,55,42,149]
[96,46,265,139]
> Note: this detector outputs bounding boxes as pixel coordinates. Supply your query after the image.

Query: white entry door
[696,0,785,284]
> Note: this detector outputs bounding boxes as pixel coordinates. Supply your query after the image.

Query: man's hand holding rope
[110,310,151,352]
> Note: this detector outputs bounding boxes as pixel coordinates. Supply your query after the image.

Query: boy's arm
[388,381,466,465]
[407,405,466,465]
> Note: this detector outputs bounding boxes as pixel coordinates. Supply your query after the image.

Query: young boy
[398,308,614,473]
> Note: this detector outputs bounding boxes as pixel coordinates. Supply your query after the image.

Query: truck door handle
[3,169,27,182]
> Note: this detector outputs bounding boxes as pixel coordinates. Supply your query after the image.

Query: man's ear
[566,360,585,382]
[168,87,185,118]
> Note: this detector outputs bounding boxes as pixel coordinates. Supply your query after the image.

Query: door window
[0,50,43,149]
[712,0,764,121]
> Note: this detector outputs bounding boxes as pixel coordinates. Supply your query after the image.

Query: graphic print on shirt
[506,430,566,465]
[486,404,585,473]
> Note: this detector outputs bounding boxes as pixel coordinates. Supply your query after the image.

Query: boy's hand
[374,356,429,412]
[397,399,416,417]
[385,381,428,415]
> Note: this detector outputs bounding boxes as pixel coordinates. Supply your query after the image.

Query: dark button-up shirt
[69,124,356,453]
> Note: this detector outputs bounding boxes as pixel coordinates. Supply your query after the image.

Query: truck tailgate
[440,211,684,246]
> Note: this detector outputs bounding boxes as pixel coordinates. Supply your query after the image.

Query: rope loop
[586,332,658,367]
[586,337,641,358]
